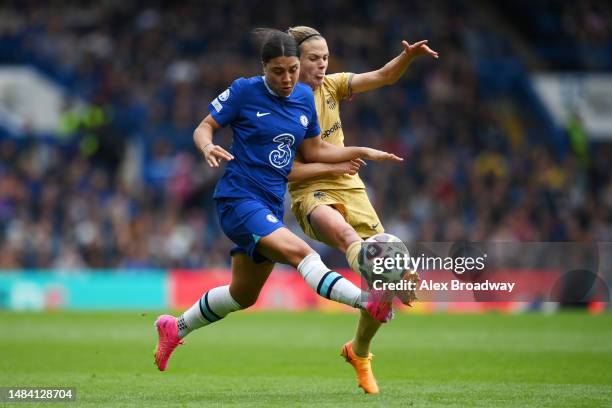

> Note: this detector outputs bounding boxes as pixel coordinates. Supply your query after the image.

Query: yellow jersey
[288,72,365,198]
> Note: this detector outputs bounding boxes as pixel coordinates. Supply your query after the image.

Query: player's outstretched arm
[299,135,403,164]
[351,40,438,94]
[287,158,366,182]
[193,114,234,168]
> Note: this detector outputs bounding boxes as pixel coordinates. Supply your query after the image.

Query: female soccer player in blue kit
[154,29,402,371]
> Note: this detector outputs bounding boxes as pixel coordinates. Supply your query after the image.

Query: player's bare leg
[256,227,320,267]
[309,204,384,393]
[257,228,388,319]
[307,204,360,253]
[228,254,275,309]
[154,254,273,371]
[352,309,382,356]
[309,204,385,350]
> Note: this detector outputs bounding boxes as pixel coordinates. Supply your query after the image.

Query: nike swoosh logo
[371,223,379,229]
[256,112,271,117]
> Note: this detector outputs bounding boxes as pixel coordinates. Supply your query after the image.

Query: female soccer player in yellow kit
[287,26,438,394]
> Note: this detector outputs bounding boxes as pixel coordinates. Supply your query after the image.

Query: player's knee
[293,244,315,265]
[278,240,313,266]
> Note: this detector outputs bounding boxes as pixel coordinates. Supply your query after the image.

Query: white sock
[177,285,242,338]
[297,252,363,308]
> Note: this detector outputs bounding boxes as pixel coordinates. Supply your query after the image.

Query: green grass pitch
[1,310,611,407]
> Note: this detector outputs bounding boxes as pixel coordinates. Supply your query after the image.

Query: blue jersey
[209,76,321,206]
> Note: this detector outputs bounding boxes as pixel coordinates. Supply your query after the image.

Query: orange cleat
[341,341,380,394]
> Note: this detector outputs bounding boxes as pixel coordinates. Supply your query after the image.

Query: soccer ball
[358,233,410,287]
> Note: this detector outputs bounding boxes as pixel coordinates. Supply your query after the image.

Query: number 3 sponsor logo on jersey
[269,133,295,168]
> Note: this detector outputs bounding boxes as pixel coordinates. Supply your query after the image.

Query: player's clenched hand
[200,143,234,167]
[402,40,438,59]
[332,158,366,176]
[360,147,403,162]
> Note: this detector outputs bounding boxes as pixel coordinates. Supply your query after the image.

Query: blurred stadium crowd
[0,0,611,269]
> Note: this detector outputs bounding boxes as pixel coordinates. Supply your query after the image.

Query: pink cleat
[154,315,183,371]
[365,289,395,323]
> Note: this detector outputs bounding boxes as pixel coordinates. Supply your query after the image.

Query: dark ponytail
[252,28,299,63]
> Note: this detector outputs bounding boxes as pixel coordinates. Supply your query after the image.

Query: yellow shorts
[291,188,384,241]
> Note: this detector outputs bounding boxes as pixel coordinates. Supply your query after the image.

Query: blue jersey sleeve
[208,78,246,127]
[305,93,321,138]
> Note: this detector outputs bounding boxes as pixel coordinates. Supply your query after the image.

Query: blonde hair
[287,26,323,47]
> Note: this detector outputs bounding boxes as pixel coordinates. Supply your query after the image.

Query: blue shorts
[216,198,285,263]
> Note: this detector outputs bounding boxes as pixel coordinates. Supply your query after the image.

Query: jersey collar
[262,76,294,98]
